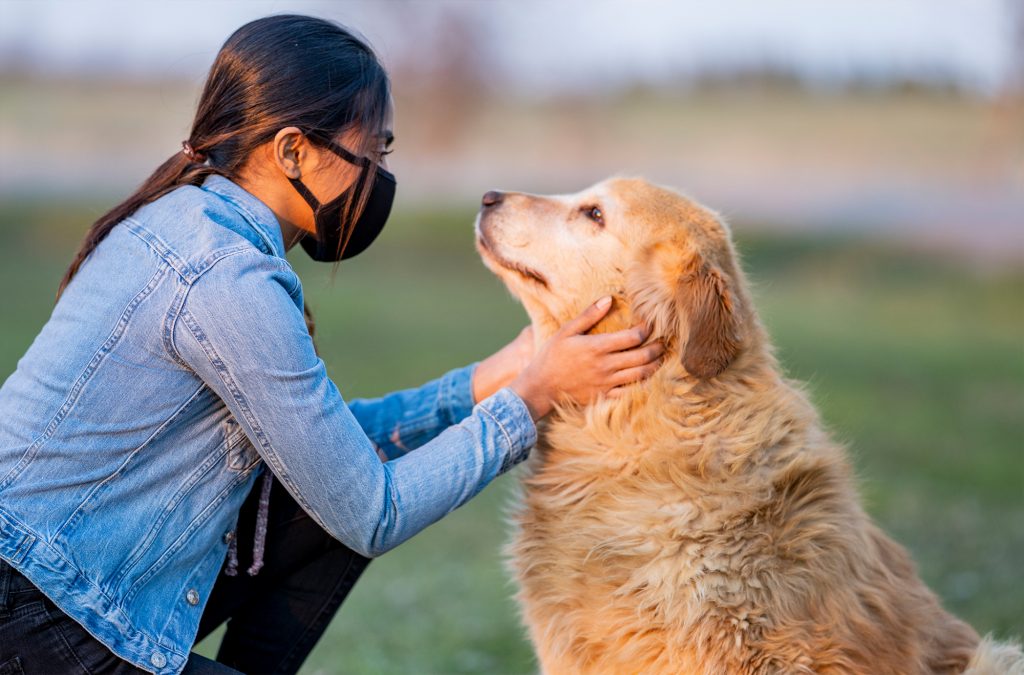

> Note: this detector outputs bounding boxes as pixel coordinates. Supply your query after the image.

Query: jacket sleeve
[172,250,536,558]
[346,362,480,461]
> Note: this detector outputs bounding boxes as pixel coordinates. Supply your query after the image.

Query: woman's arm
[347,328,533,460]
[346,363,479,461]
[173,251,536,558]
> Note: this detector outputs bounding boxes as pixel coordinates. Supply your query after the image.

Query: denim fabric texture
[0,466,373,674]
[0,175,537,674]
[0,557,240,674]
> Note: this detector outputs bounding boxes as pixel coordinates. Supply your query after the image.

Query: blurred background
[1,1,1021,673]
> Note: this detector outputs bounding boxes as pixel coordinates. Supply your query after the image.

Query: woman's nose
[481,190,504,208]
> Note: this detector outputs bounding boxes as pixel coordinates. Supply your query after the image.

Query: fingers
[609,359,663,388]
[590,324,650,353]
[606,341,664,371]
[558,296,613,336]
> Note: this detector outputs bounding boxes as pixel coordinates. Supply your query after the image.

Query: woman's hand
[510,296,664,420]
[472,326,535,404]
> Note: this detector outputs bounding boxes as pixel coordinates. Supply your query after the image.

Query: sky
[0,0,1018,95]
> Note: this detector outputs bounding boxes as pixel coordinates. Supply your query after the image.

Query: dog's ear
[676,258,740,379]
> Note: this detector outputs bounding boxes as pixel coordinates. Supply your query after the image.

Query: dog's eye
[582,205,604,226]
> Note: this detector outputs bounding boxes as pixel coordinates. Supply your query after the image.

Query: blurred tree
[387,1,496,152]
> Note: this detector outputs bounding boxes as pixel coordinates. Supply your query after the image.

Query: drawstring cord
[224,468,273,577]
[225,535,239,576]
[248,468,273,575]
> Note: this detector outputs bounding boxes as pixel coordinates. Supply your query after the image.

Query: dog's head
[475,177,751,381]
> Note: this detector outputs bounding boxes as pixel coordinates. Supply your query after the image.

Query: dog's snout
[482,190,505,208]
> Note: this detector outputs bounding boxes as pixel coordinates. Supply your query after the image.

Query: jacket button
[150,652,167,668]
[223,530,235,544]
[186,589,200,606]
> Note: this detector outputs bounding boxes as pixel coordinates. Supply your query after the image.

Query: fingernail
[596,296,612,310]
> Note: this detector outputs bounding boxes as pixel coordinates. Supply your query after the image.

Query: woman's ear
[273,126,306,179]
[676,256,741,380]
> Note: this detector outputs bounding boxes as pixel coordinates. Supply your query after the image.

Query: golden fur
[474,178,1023,674]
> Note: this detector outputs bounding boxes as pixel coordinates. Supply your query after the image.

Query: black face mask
[288,138,396,261]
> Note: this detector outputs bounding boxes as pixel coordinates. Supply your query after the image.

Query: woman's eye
[583,206,604,225]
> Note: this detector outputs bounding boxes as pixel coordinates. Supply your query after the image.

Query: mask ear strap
[288,176,322,211]
[323,138,372,168]
[288,176,326,257]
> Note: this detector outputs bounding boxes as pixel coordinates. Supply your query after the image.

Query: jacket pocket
[223,417,261,472]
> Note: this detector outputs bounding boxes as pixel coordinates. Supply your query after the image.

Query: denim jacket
[0,175,536,674]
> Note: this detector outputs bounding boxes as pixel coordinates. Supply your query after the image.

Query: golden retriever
[474,178,1023,675]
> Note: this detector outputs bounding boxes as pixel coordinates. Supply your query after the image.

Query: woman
[0,14,663,675]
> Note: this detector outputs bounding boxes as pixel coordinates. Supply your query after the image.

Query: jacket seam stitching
[477,406,514,458]
[103,383,211,590]
[163,282,191,368]
[177,305,329,538]
[201,190,280,257]
[0,264,167,494]
[439,371,454,426]
[123,218,193,281]
[124,217,263,285]
[54,382,210,541]
[190,247,291,284]
[123,459,255,606]
[168,248,291,367]
[0,506,188,663]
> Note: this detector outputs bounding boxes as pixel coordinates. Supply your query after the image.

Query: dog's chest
[508,458,779,675]
[509,452,730,601]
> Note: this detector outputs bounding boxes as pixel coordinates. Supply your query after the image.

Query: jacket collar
[200,174,287,259]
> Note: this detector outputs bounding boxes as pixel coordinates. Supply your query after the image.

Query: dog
[474,178,1023,674]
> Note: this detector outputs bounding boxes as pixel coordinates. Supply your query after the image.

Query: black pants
[0,476,372,674]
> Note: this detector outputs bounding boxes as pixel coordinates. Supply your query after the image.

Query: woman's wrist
[472,353,513,404]
[471,327,534,403]
[509,371,550,421]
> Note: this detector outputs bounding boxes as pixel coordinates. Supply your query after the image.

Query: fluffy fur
[474,178,1023,674]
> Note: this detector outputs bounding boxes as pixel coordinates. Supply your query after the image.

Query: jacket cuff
[476,386,537,471]
[440,361,480,425]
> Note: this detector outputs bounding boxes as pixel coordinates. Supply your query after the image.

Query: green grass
[1,202,1021,674]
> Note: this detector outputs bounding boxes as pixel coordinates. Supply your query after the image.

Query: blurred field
[3,77,1021,265]
[0,197,1021,674]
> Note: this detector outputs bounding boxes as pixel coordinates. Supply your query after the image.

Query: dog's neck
[537,330,820,482]
[587,294,637,336]
[533,293,637,340]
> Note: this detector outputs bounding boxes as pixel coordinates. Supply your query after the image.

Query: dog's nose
[481,190,505,208]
